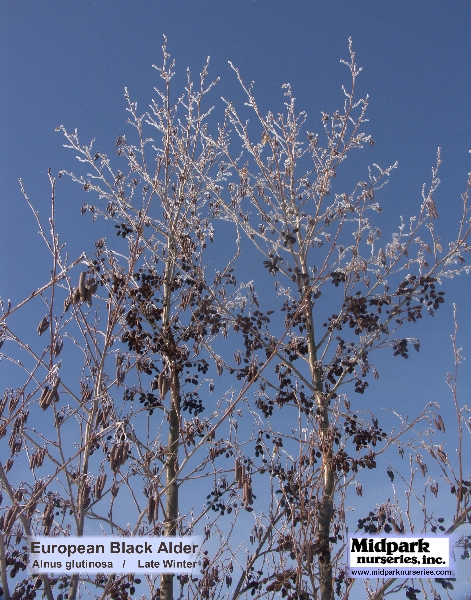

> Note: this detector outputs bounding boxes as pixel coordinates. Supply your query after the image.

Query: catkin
[40,378,60,411]
[42,503,54,535]
[37,316,49,336]
[235,458,246,487]
[39,386,50,410]
[72,287,81,304]
[94,473,107,499]
[80,482,91,509]
[109,443,118,472]
[243,478,253,506]
[54,337,63,357]
[78,272,87,302]
[89,278,98,294]
[85,285,93,306]
[30,447,46,470]
[4,506,19,533]
[158,372,170,401]
[148,495,156,523]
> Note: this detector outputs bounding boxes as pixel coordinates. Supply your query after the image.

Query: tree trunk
[160,369,180,600]
[300,259,334,600]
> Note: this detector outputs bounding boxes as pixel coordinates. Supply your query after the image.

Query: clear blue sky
[1,1,470,596]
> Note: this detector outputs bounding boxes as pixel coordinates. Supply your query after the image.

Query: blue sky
[1,1,471,596]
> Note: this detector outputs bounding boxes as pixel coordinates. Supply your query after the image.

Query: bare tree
[202,39,471,599]
[0,40,259,600]
[1,38,470,600]
[369,305,471,599]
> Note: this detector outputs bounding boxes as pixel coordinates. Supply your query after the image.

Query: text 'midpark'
[347,535,454,578]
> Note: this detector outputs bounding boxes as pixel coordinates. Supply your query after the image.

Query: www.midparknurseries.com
[347,535,455,578]
[29,537,202,574]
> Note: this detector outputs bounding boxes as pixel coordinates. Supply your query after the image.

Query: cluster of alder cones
[109,440,130,473]
[39,378,60,410]
[64,272,98,311]
[29,447,47,470]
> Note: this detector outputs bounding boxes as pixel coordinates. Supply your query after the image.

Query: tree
[200,39,471,599]
[0,39,251,600]
[1,38,470,600]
